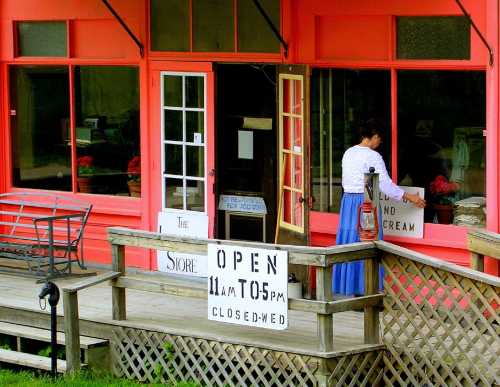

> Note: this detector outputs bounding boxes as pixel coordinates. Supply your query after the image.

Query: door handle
[299,196,306,203]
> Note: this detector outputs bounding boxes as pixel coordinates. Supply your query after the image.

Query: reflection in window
[193,0,234,52]
[10,66,71,191]
[311,69,391,213]
[150,0,189,51]
[17,22,67,57]
[398,71,486,226]
[75,66,140,196]
[238,0,280,53]
[397,17,470,60]
[150,0,280,53]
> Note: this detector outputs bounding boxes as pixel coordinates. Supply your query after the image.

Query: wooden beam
[326,294,384,314]
[108,227,376,267]
[111,244,126,321]
[114,276,207,300]
[315,267,333,352]
[467,229,500,260]
[364,258,380,344]
[470,252,485,272]
[63,291,81,373]
[62,271,121,293]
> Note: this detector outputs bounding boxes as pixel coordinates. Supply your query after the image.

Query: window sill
[310,210,470,249]
[10,187,143,217]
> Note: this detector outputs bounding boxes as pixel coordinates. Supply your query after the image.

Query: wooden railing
[62,227,500,386]
[467,229,500,272]
[107,226,383,354]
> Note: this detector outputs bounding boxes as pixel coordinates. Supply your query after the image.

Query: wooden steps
[0,321,108,372]
[0,348,75,373]
[0,321,107,349]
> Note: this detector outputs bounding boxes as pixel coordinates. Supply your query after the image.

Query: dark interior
[215,64,277,242]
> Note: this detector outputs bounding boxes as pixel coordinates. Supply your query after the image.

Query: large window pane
[311,69,391,213]
[238,0,280,53]
[164,76,183,107]
[75,66,140,196]
[398,71,486,226]
[10,66,71,191]
[17,22,67,57]
[397,17,470,60]
[193,0,234,52]
[165,178,184,210]
[164,110,183,142]
[186,145,204,177]
[150,0,189,51]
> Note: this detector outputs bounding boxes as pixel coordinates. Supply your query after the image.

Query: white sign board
[218,195,267,214]
[157,211,208,277]
[207,244,288,330]
[158,211,208,238]
[379,186,425,238]
[238,130,253,159]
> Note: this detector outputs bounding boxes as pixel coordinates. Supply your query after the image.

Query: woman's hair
[358,118,383,141]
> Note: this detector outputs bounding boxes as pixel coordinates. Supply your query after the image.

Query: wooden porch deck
[0,272,367,358]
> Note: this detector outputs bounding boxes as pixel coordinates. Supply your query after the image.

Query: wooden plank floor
[0,273,367,356]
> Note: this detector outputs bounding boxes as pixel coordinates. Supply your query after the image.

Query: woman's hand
[403,192,426,208]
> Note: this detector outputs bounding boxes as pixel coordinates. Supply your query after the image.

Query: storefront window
[397,17,470,60]
[150,0,189,51]
[75,66,140,196]
[150,0,280,53]
[10,66,71,191]
[311,69,391,213]
[238,0,280,53]
[10,65,140,196]
[398,71,486,226]
[17,21,67,57]
[193,0,234,52]
[163,73,206,212]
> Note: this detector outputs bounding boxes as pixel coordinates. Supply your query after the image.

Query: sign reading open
[207,244,288,330]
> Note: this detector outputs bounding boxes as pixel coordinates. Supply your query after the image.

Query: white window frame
[161,72,207,214]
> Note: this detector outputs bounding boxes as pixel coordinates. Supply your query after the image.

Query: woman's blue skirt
[332,193,383,296]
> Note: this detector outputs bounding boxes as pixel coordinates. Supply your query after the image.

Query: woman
[333,120,425,296]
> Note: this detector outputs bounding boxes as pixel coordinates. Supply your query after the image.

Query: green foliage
[0,369,200,386]
[37,345,65,360]
[0,336,13,350]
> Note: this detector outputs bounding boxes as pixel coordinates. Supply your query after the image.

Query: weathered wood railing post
[63,289,81,373]
[467,229,500,272]
[364,170,380,344]
[112,243,126,320]
[316,264,333,352]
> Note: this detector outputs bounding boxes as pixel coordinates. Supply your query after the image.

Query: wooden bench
[0,320,110,372]
[0,192,92,278]
[467,229,500,272]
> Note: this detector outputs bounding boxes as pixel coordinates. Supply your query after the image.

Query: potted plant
[77,156,95,193]
[429,175,460,224]
[127,155,141,197]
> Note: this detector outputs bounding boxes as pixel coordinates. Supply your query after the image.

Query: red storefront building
[1,0,498,275]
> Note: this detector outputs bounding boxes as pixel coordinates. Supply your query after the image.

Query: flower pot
[128,180,141,197]
[77,177,93,193]
[433,203,453,224]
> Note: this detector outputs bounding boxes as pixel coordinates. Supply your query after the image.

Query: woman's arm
[371,152,426,207]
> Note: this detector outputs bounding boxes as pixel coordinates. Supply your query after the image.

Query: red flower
[127,155,141,181]
[77,156,93,168]
[430,175,459,196]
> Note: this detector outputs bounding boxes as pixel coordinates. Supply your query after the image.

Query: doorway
[215,64,277,242]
